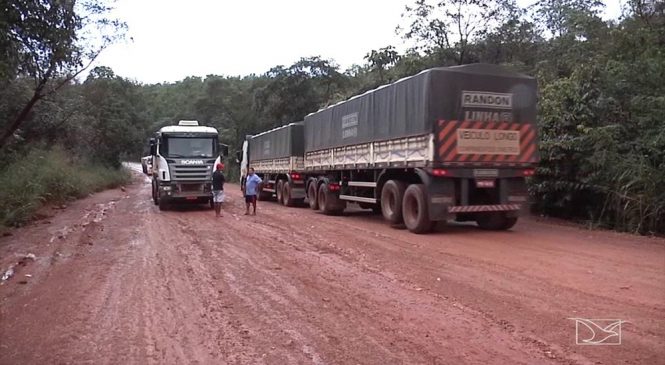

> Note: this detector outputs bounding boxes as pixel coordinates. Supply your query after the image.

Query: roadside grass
[0,147,131,228]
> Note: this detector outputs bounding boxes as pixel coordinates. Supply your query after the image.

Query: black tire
[381,180,407,224]
[282,181,296,207]
[318,183,344,215]
[276,180,284,205]
[258,189,272,201]
[308,181,319,210]
[476,213,518,230]
[158,197,169,211]
[152,181,158,206]
[402,184,433,234]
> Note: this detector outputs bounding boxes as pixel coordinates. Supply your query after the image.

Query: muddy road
[1,167,663,365]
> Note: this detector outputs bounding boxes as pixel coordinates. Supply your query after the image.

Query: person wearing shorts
[211,163,225,217]
[244,167,262,215]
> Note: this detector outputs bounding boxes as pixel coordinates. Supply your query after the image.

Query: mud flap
[414,168,454,221]
[501,178,529,218]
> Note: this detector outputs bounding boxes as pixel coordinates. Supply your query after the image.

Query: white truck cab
[150,120,228,210]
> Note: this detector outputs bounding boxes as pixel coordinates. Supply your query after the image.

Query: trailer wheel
[402,184,433,234]
[476,213,518,230]
[282,181,297,207]
[308,182,319,210]
[258,189,272,201]
[318,183,344,215]
[275,180,284,205]
[381,180,407,224]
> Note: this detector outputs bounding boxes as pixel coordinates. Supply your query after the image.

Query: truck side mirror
[218,143,229,158]
[235,151,241,164]
[149,138,156,156]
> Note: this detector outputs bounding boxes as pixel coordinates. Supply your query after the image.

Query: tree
[364,46,401,83]
[254,56,346,124]
[0,0,125,149]
[400,0,514,65]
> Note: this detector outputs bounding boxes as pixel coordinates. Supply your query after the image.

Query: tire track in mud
[163,194,559,365]
[1,174,663,365]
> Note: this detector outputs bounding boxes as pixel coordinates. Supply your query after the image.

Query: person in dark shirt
[211,163,225,217]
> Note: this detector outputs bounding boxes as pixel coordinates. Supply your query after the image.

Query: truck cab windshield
[163,137,214,158]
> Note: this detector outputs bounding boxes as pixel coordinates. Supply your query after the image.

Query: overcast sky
[93,0,623,84]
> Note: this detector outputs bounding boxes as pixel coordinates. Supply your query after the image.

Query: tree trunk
[0,89,43,149]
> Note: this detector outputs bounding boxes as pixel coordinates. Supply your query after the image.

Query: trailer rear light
[522,168,535,177]
[431,169,448,177]
[290,172,302,180]
[328,183,340,191]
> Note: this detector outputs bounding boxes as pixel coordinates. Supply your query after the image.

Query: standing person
[244,167,262,216]
[211,163,225,217]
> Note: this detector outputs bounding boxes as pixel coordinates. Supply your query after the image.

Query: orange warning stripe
[435,119,539,164]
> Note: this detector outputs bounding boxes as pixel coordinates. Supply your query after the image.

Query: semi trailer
[241,64,538,233]
[241,122,306,206]
[149,120,228,210]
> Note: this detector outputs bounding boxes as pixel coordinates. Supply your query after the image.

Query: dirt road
[1,167,663,364]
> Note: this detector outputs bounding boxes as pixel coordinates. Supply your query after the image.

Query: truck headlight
[162,186,171,191]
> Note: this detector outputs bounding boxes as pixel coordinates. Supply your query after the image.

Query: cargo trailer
[241,64,539,233]
[242,122,306,206]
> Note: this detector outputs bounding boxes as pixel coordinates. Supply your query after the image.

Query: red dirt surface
[1,165,663,364]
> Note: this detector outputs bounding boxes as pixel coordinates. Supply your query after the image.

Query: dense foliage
[1,0,663,233]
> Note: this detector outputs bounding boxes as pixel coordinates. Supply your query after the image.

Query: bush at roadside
[0,147,131,228]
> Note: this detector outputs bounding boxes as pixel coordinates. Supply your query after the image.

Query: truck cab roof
[157,125,218,135]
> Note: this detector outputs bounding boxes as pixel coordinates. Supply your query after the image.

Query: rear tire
[402,184,433,234]
[308,181,319,210]
[282,181,296,207]
[381,180,407,224]
[476,213,518,230]
[318,183,344,215]
[258,189,272,201]
[276,180,284,205]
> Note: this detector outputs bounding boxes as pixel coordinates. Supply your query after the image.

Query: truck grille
[169,164,211,181]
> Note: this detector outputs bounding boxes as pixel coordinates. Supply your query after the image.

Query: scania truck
[150,120,228,210]
[241,64,538,233]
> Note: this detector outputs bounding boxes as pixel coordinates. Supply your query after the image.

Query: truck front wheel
[308,182,319,210]
[152,181,158,206]
[476,213,518,230]
[381,180,407,224]
[402,184,434,234]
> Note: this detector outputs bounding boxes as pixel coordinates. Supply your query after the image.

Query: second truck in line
[239,64,539,233]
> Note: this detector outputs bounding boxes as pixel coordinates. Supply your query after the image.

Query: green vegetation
[0,147,130,227]
[1,0,663,233]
